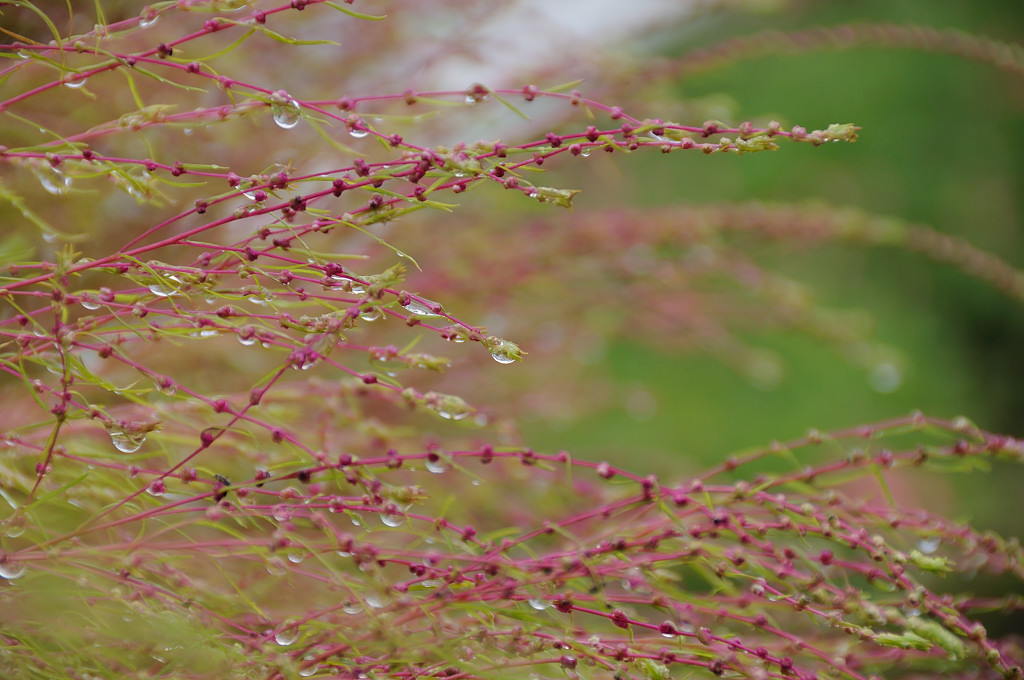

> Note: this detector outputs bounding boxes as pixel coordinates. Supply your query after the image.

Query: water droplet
[33,164,71,195]
[490,351,515,365]
[0,562,27,580]
[527,598,551,611]
[156,377,176,396]
[342,602,362,615]
[380,511,403,527]
[299,658,320,677]
[360,308,381,322]
[148,283,176,297]
[110,431,146,453]
[348,128,369,139]
[240,181,258,201]
[287,552,304,564]
[139,9,159,28]
[183,127,193,136]
[527,191,539,199]
[80,296,101,310]
[272,94,301,129]
[274,622,300,646]
[365,593,388,609]
[3,514,27,538]
[401,298,441,316]
[146,480,165,497]
[917,537,940,554]
[272,505,291,522]
[424,458,448,474]
[237,326,258,346]
[581,148,592,157]
[266,557,288,576]
[64,75,88,89]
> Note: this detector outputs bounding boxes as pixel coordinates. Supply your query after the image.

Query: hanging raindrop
[148,283,177,297]
[139,8,159,28]
[271,92,301,129]
[491,350,516,365]
[401,297,441,316]
[110,431,146,453]
[64,74,88,89]
[274,622,299,646]
[0,562,27,580]
[527,597,552,611]
[80,295,102,310]
[298,658,320,677]
[425,457,448,474]
[33,164,71,195]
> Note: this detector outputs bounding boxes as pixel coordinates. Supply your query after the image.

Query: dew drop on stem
[527,597,552,611]
[139,8,158,28]
[148,283,177,297]
[64,75,88,89]
[2,514,27,538]
[240,180,258,201]
[425,457,448,474]
[274,621,300,646]
[271,92,301,129]
[0,562,27,580]
[401,297,441,317]
[80,296,101,310]
[110,431,146,453]
[32,164,71,195]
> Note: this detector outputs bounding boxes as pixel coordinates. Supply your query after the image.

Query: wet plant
[1,2,1022,679]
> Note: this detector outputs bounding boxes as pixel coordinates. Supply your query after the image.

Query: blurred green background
[521,0,1024,536]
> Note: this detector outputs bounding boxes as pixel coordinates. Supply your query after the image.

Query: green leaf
[325,1,387,20]
[543,79,585,94]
